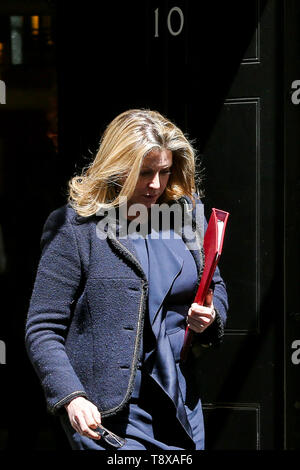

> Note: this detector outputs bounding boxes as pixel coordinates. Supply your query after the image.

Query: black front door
[54,0,297,450]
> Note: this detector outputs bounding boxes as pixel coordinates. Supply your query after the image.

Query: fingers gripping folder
[180,208,230,363]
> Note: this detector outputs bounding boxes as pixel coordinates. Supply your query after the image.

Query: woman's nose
[148,172,160,189]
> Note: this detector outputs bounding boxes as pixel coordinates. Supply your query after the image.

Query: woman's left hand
[186,289,216,333]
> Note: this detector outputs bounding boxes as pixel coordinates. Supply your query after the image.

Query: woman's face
[127,148,173,211]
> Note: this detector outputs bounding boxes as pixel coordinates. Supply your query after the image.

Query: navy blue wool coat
[25,195,228,419]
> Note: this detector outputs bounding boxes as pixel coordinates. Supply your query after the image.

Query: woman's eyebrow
[141,164,173,170]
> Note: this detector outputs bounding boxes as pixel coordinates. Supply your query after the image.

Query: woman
[25,109,228,450]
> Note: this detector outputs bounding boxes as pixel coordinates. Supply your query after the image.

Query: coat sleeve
[25,207,88,414]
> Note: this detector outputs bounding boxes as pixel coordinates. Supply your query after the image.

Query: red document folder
[180,208,230,363]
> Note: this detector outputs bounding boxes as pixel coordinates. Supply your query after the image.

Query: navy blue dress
[60,225,205,450]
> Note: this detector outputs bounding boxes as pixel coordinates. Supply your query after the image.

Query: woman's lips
[142,194,158,200]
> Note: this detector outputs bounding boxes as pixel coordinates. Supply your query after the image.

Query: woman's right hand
[64,396,102,440]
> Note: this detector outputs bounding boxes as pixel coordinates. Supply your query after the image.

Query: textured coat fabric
[25,195,228,419]
[60,232,205,450]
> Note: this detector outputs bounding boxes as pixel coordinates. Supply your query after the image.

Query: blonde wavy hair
[67,109,201,217]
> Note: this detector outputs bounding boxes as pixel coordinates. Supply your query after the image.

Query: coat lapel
[106,229,148,281]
